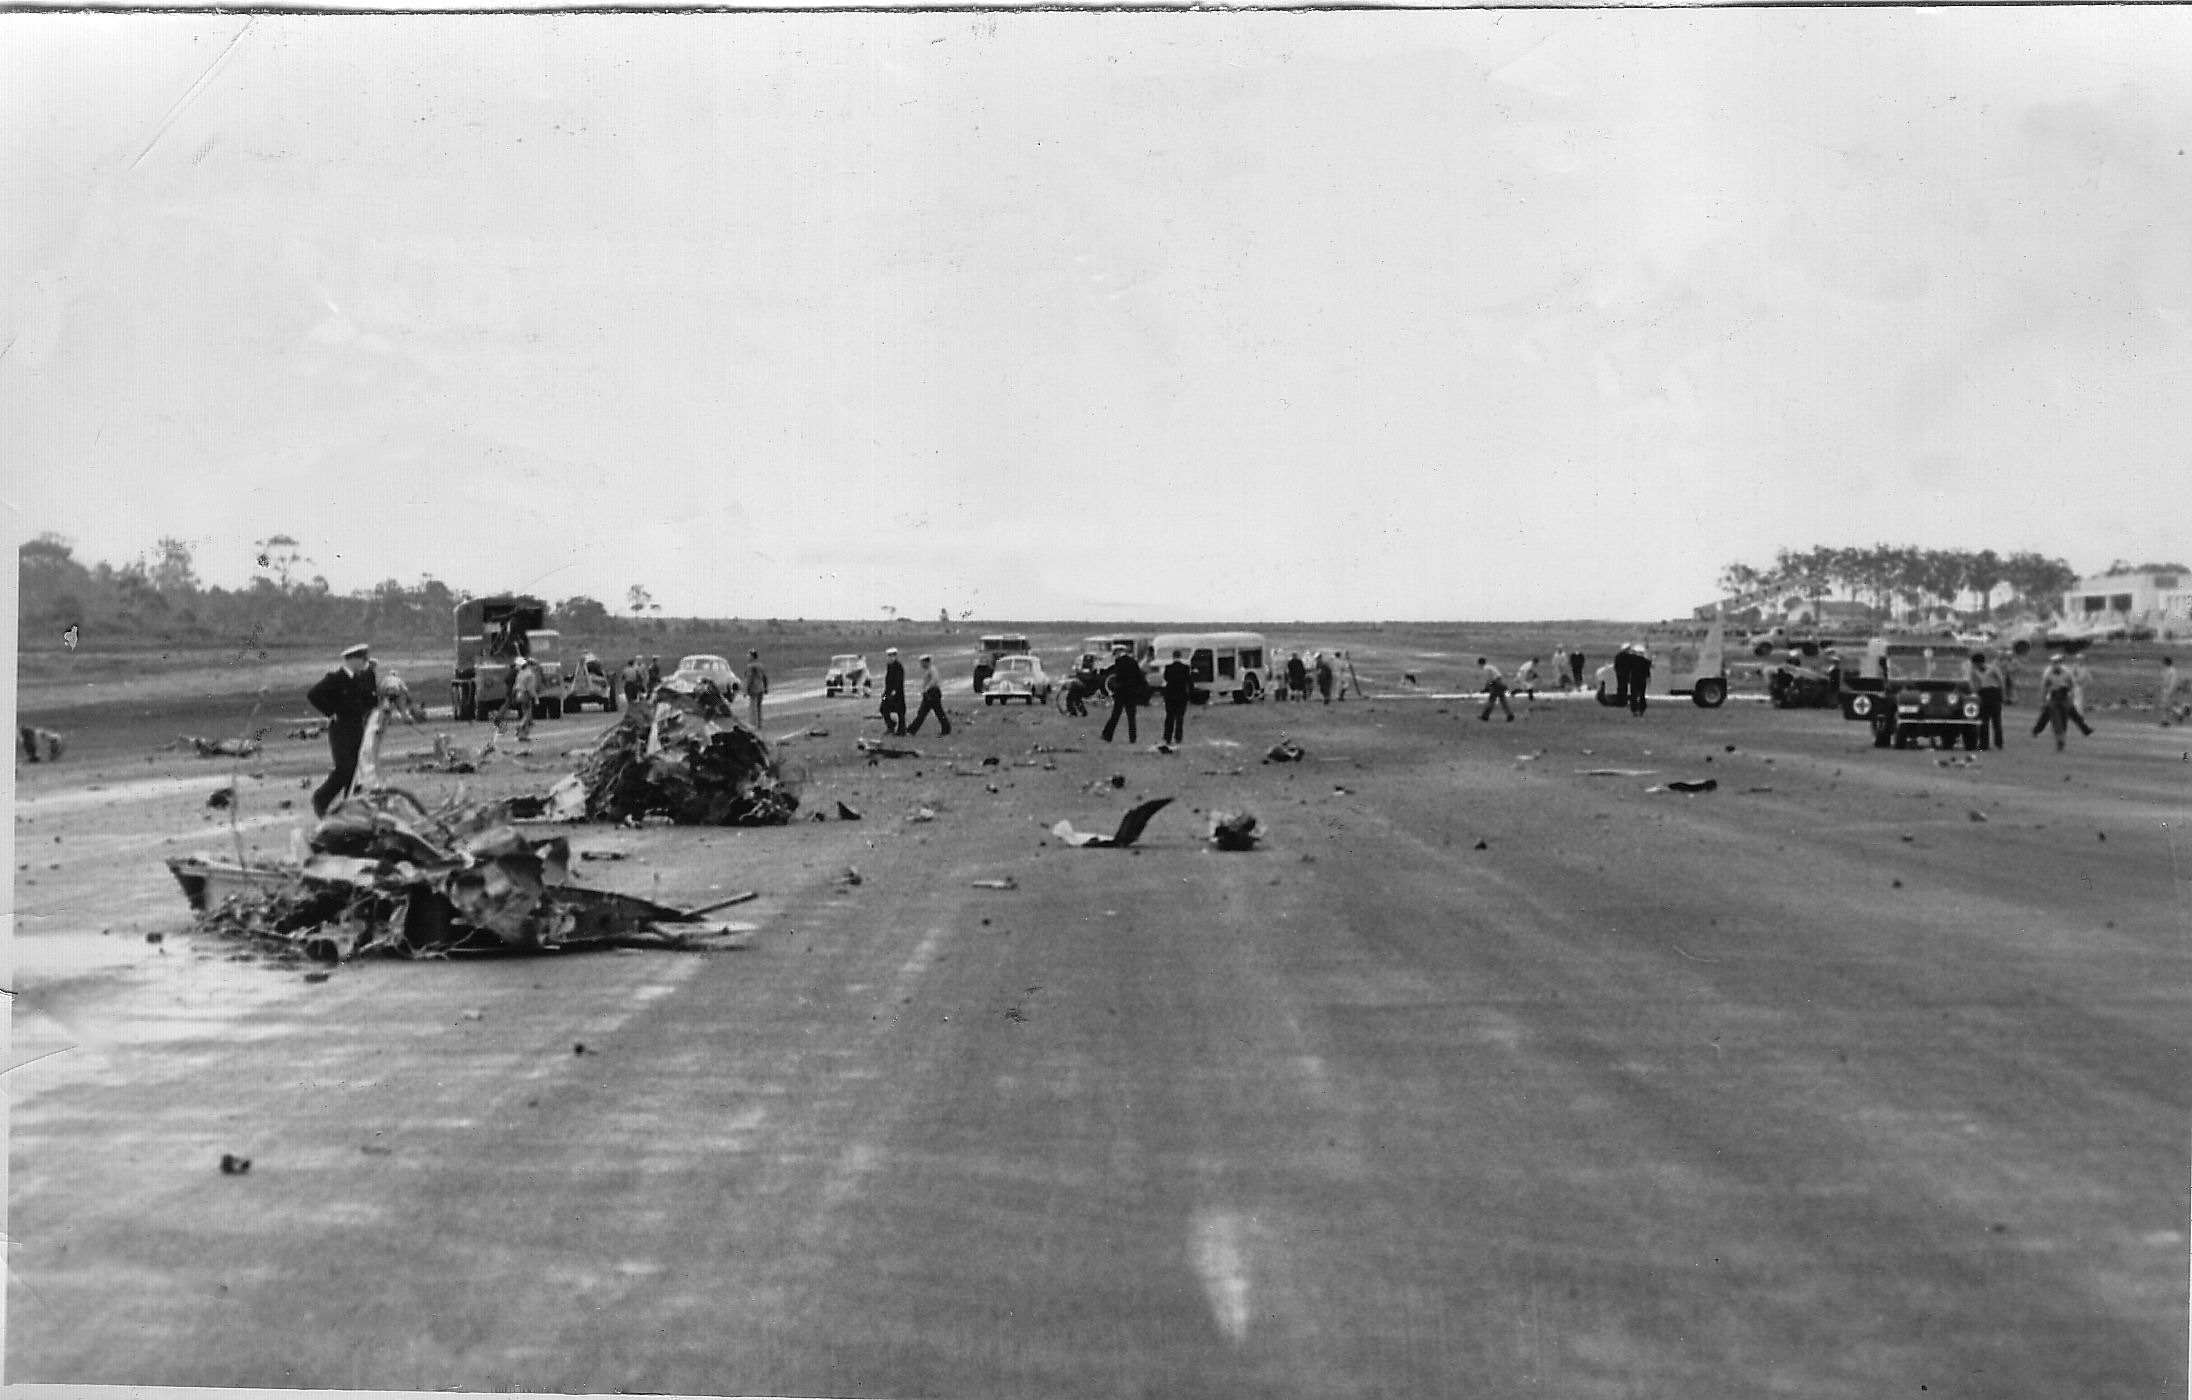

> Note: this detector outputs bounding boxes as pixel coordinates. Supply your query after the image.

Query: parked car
[972,634,1033,693]
[666,654,742,699]
[1870,678,1983,749]
[562,652,620,713]
[824,654,872,697]
[982,653,1052,705]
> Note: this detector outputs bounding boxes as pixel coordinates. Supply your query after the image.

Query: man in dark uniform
[1160,649,1194,746]
[1101,646,1144,744]
[306,643,380,817]
[879,647,907,735]
[1625,643,1652,715]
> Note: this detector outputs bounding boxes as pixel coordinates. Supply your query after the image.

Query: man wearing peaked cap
[879,647,907,736]
[306,643,380,816]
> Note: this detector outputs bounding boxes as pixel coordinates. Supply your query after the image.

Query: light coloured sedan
[665,654,742,698]
[982,653,1052,705]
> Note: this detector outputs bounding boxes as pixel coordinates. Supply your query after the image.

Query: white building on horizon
[2062,568,2191,638]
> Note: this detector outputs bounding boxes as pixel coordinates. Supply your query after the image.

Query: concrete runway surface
[9,670,2187,1396]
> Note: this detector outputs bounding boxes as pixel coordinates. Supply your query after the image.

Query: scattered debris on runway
[19,726,66,762]
[570,700,798,825]
[1052,797,1173,849]
[1265,740,1306,763]
[971,877,1019,890]
[166,790,756,963]
[1647,778,1719,794]
[1208,811,1262,851]
[180,735,262,758]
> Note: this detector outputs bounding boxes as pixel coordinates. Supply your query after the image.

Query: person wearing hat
[744,650,769,729]
[305,644,380,817]
[2031,653,2082,750]
[878,648,908,735]
[906,654,951,736]
[507,657,545,741]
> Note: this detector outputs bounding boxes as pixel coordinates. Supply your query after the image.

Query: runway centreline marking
[17,772,275,813]
[1191,1209,1253,1345]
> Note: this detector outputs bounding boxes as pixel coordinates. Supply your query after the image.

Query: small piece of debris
[1968,810,1988,823]
[1209,811,1262,851]
[970,877,1018,890]
[302,970,330,984]
[218,1154,251,1175]
[1473,839,1489,851]
[573,1043,589,1056]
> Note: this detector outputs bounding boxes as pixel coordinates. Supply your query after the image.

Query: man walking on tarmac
[1101,645,1145,744]
[306,643,380,817]
[745,650,769,729]
[879,647,908,735]
[2032,654,2088,749]
[906,654,951,736]
[1477,657,1515,721]
[1160,649,1194,747]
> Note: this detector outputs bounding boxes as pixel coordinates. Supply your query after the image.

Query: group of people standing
[1275,650,1365,703]
[617,655,663,705]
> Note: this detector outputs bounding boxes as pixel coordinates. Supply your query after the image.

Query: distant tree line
[16,532,630,648]
[1716,545,2082,622]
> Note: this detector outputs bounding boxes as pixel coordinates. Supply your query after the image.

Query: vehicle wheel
[1692,677,1727,708]
[1239,673,1262,702]
[984,696,995,706]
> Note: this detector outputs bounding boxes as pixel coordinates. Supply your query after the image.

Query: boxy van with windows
[1149,631,1269,703]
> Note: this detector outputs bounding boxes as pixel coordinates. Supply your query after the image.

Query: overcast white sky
[5,12,2188,623]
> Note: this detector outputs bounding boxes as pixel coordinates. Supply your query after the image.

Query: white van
[1148,632,1270,703]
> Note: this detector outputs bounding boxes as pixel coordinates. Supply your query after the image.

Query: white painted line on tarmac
[1191,1209,1253,1344]
[18,773,273,813]
[888,924,949,1007]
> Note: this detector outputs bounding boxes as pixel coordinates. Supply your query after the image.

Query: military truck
[451,594,567,721]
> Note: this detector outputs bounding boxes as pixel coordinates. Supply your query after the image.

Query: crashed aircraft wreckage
[164,693,797,963]
[169,790,754,963]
